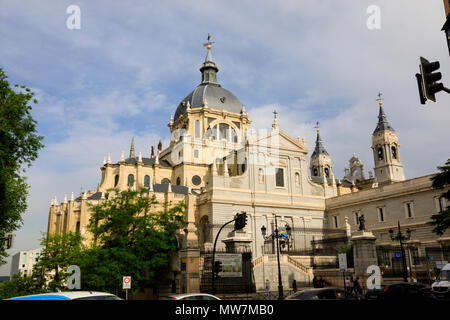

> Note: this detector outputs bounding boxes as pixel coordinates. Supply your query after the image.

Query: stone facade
[46,43,449,294]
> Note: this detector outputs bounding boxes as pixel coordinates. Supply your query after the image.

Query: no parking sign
[123,276,131,290]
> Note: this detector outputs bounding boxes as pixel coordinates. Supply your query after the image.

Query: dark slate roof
[174,84,244,121]
[311,132,329,157]
[124,157,172,167]
[173,48,243,121]
[373,106,395,134]
[152,184,189,195]
[311,176,336,184]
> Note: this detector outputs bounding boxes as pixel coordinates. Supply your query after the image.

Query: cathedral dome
[173,39,244,121]
[174,84,244,121]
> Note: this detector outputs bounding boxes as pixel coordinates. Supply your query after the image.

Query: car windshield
[437,270,450,281]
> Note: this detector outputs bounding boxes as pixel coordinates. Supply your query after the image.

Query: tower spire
[129,137,135,158]
[373,92,394,133]
[200,34,219,85]
[312,122,329,156]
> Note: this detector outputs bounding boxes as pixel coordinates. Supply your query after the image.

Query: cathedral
[47,40,449,295]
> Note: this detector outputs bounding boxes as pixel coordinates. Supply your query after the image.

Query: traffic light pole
[211,217,237,295]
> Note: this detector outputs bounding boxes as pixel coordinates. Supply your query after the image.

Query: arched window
[206,122,239,142]
[324,167,330,178]
[176,177,181,186]
[391,146,397,159]
[128,174,134,187]
[377,147,384,161]
[144,175,150,188]
[114,175,119,187]
[161,178,170,184]
[295,172,300,186]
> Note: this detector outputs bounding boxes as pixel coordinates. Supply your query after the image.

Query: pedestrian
[265,279,271,296]
[345,277,351,292]
[292,279,297,292]
[349,276,354,294]
[318,277,324,288]
[313,275,318,288]
[353,277,362,297]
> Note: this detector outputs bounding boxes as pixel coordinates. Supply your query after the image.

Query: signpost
[215,253,243,278]
[123,276,131,300]
[338,253,348,290]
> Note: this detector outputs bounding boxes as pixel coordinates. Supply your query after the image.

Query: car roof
[168,293,220,299]
[285,287,343,299]
[6,291,117,300]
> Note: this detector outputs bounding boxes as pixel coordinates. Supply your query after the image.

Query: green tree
[79,188,185,293]
[0,68,44,264]
[33,232,85,291]
[0,273,47,300]
[429,159,450,235]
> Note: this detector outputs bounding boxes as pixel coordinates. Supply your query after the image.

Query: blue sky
[1,0,449,275]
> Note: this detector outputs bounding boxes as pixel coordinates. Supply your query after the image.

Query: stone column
[351,230,377,290]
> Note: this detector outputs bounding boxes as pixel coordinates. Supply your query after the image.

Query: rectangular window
[405,202,413,218]
[194,150,199,158]
[438,197,445,212]
[195,120,201,138]
[378,207,385,222]
[275,168,284,187]
[333,216,339,228]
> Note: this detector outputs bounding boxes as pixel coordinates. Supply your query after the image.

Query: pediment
[253,129,309,154]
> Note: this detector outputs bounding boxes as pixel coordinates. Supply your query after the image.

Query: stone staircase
[252,254,313,291]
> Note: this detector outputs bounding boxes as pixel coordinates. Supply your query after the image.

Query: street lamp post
[261,216,291,300]
[389,221,411,282]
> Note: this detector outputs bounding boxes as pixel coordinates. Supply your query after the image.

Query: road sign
[338,253,347,272]
[123,276,131,290]
[215,253,242,277]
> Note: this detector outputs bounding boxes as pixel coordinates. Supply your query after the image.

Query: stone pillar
[222,230,252,252]
[351,230,377,290]
[178,193,200,294]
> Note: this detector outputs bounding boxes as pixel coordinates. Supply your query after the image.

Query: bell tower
[310,122,334,183]
[371,93,405,184]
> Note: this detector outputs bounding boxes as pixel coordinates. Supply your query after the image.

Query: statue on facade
[358,214,366,231]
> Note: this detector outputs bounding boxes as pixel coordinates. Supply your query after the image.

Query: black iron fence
[377,245,450,283]
[199,248,256,294]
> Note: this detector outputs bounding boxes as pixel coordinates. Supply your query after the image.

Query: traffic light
[3,234,14,250]
[234,212,247,230]
[214,260,223,277]
[419,56,444,103]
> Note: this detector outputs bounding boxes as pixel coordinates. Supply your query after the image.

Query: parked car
[166,293,221,300]
[5,291,122,300]
[364,282,432,300]
[284,288,359,300]
[431,263,450,299]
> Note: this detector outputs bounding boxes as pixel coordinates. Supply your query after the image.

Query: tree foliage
[33,232,85,292]
[0,68,44,264]
[429,159,450,235]
[0,273,47,300]
[79,188,186,293]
